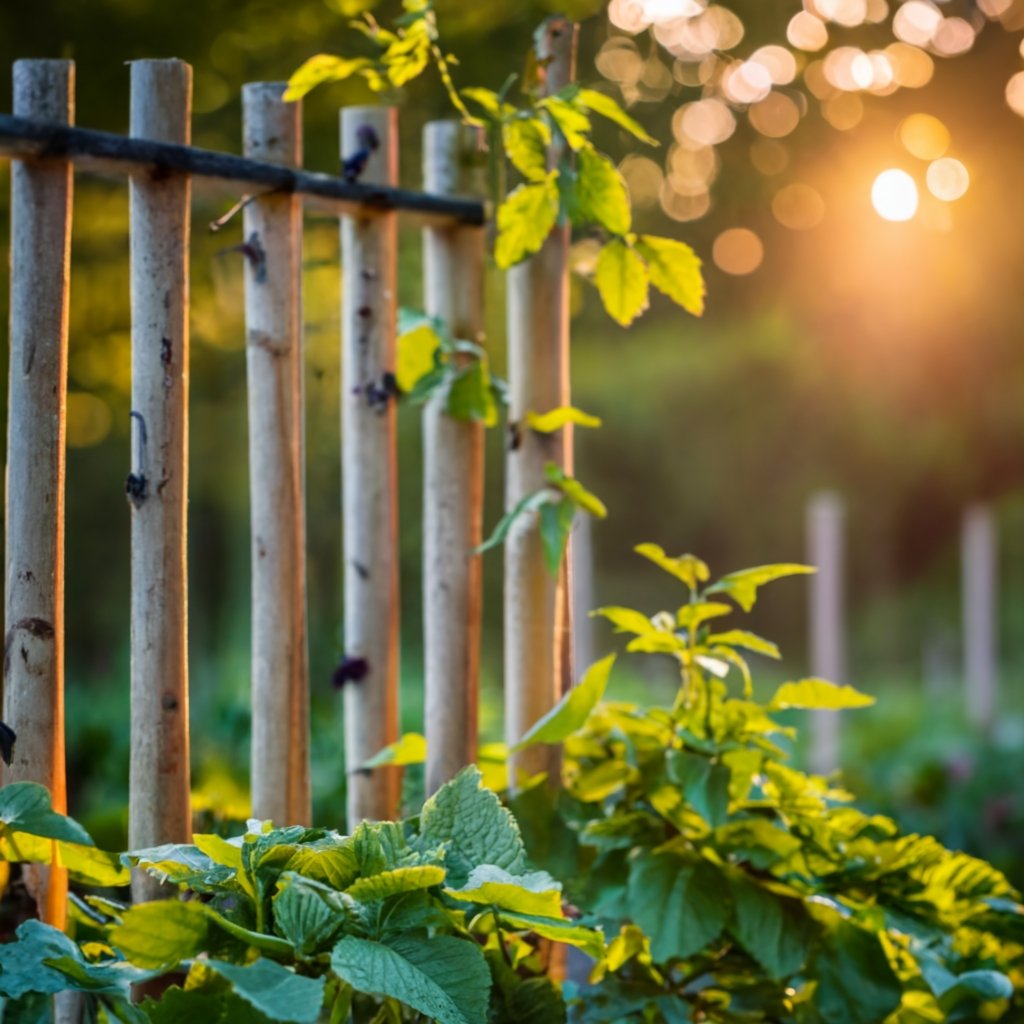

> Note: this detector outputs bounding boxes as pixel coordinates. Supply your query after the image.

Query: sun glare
[871,169,919,221]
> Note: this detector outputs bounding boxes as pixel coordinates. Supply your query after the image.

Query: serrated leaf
[571,146,630,235]
[727,873,815,979]
[445,864,563,917]
[204,960,325,1024]
[770,679,874,710]
[495,176,559,269]
[626,852,729,962]
[515,655,615,750]
[525,406,602,433]
[110,900,210,970]
[396,323,441,394]
[706,563,815,612]
[418,766,525,887]
[124,842,235,891]
[575,89,658,145]
[594,239,649,327]
[634,235,705,317]
[503,118,550,182]
[364,732,427,769]
[538,97,591,150]
[284,55,373,102]
[332,935,489,1024]
[345,865,445,902]
[272,878,344,955]
[192,833,243,872]
[139,987,271,1024]
[634,544,710,590]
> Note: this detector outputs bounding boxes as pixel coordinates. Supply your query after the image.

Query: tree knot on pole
[125,473,148,507]
[3,618,55,679]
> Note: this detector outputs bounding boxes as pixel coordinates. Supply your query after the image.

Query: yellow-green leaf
[382,20,431,87]
[676,602,733,630]
[495,175,559,269]
[363,732,427,769]
[503,118,551,182]
[634,235,705,317]
[284,55,374,102]
[462,87,515,119]
[591,607,654,636]
[707,563,815,612]
[575,89,658,146]
[345,865,445,902]
[707,630,781,660]
[634,544,710,590]
[595,239,649,327]
[538,97,591,150]
[396,323,441,394]
[572,146,631,235]
[770,679,875,711]
[525,406,602,433]
[545,463,608,519]
[515,654,615,749]
[446,865,563,918]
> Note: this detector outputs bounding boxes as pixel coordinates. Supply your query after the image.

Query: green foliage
[0,768,598,1023]
[508,548,1024,1023]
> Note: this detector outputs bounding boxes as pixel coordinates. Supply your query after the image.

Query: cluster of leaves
[504,547,1024,1023]
[0,770,597,1023]
[285,1,706,327]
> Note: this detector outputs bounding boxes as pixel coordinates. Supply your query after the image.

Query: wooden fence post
[504,16,578,787]
[340,106,400,824]
[807,491,846,776]
[242,83,310,826]
[4,58,74,928]
[128,59,192,901]
[421,121,487,796]
[962,503,998,734]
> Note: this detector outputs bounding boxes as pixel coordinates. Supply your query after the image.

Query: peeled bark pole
[962,504,998,733]
[421,121,487,796]
[128,60,192,901]
[504,18,578,787]
[341,107,400,824]
[243,84,310,826]
[4,59,74,927]
[807,492,846,776]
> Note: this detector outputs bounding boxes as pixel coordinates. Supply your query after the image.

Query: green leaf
[418,766,526,887]
[626,852,729,962]
[0,920,88,997]
[571,147,631,235]
[770,679,875,710]
[591,606,654,636]
[594,239,649,327]
[706,630,781,659]
[937,970,1014,1013]
[331,935,489,1024]
[495,176,559,269]
[539,499,576,575]
[284,55,373,101]
[727,873,815,979]
[524,406,602,433]
[575,89,658,145]
[0,783,94,845]
[808,917,902,1024]
[447,359,498,426]
[634,544,710,590]
[396,322,441,394]
[706,563,815,612]
[538,97,591,150]
[363,732,427,769]
[345,865,446,902]
[503,117,550,182]
[544,463,608,519]
[515,654,615,750]
[445,864,563,917]
[110,900,210,970]
[634,236,705,317]
[140,987,272,1024]
[204,960,325,1024]
[475,488,558,558]
[124,842,235,891]
[665,751,730,827]
[272,877,344,955]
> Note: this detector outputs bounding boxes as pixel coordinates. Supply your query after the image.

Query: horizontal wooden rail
[0,114,487,228]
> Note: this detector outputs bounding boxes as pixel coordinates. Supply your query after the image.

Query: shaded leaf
[571,146,630,235]
[204,959,325,1024]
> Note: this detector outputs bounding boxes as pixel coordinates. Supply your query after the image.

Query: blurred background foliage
[1,0,1023,882]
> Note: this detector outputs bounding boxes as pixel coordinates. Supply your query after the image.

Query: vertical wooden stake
[807,492,846,776]
[4,59,74,928]
[504,17,578,787]
[340,107,400,825]
[571,513,596,678]
[421,121,487,796]
[962,503,998,734]
[128,60,192,901]
[243,84,310,826]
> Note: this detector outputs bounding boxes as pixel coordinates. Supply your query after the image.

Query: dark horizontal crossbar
[0,114,487,228]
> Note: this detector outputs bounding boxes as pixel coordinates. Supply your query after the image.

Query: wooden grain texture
[127,59,192,902]
[4,58,74,928]
[421,121,487,796]
[243,83,310,826]
[504,17,578,788]
[340,106,400,825]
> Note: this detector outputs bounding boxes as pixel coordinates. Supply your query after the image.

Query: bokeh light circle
[871,169,919,221]
[926,157,969,201]
[898,113,950,160]
[772,184,826,230]
[712,228,764,275]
